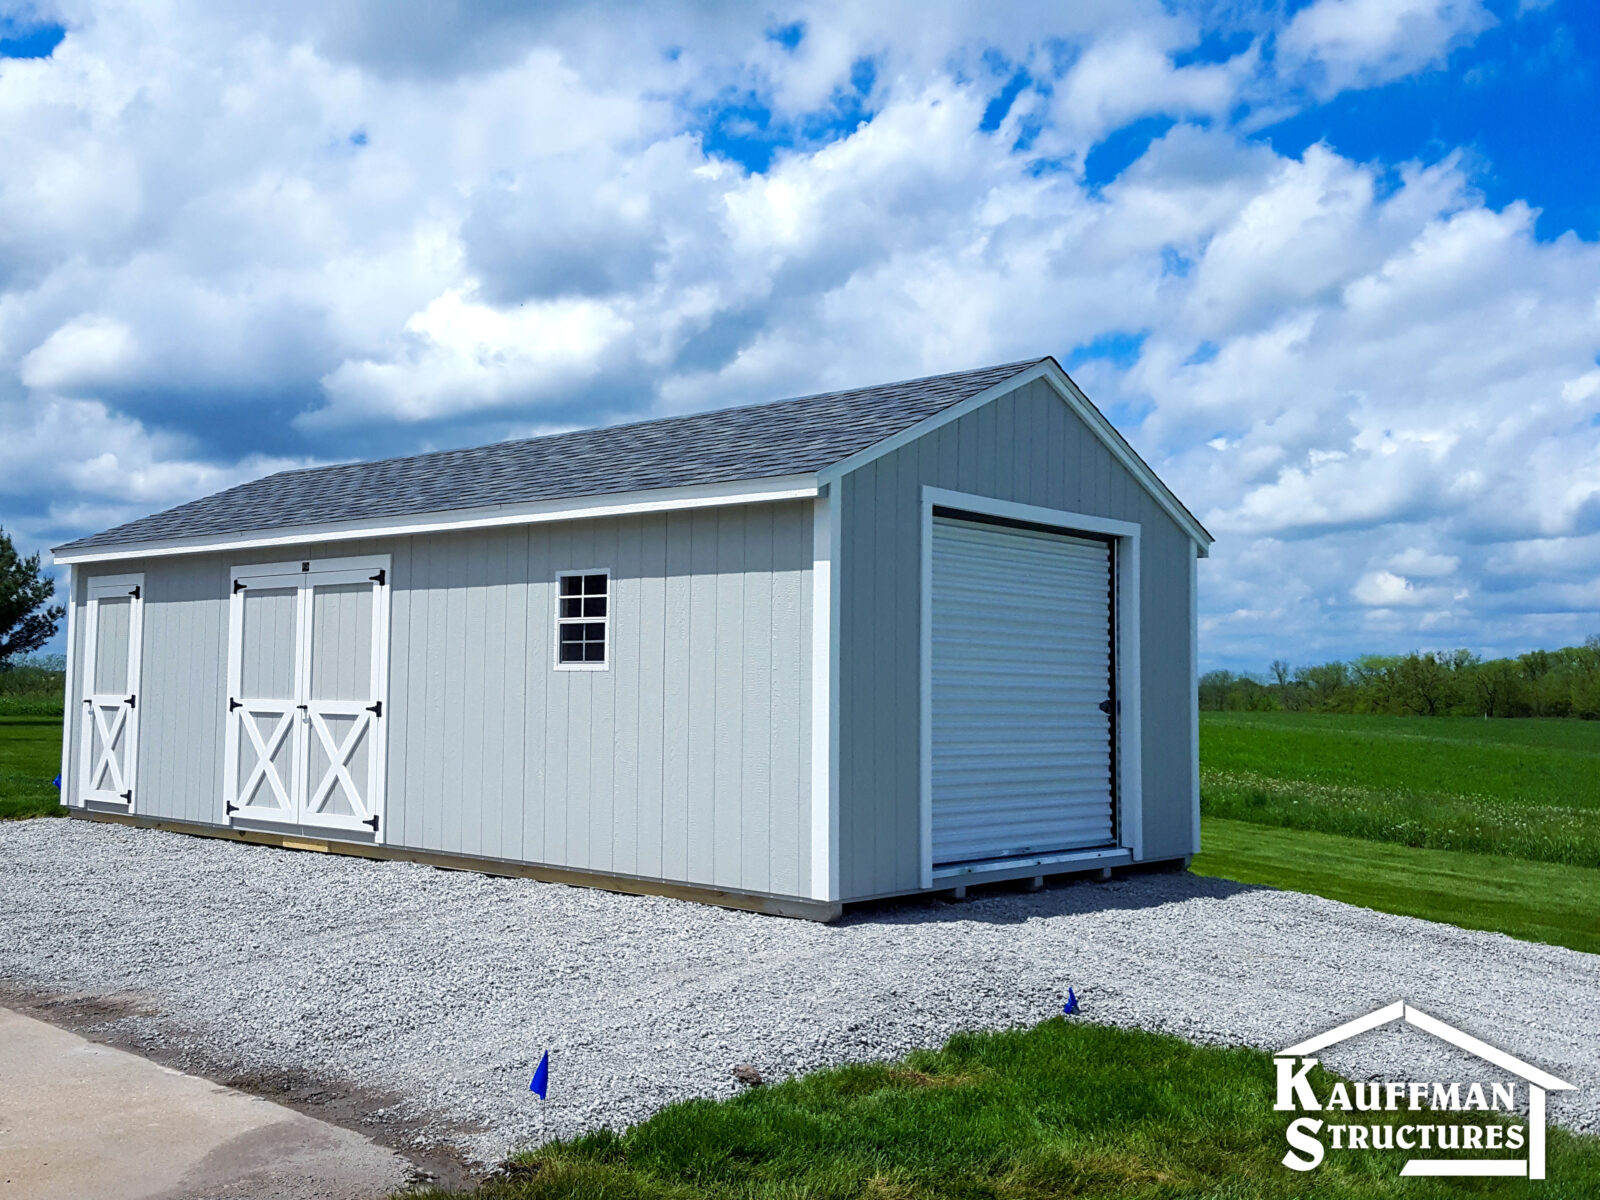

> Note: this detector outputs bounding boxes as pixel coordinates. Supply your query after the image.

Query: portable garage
[53,357,1212,919]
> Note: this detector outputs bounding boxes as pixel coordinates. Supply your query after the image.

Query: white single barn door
[930,517,1115,865]
[77,574,144,807]
[225,572,304,822]
[301,570,384,833]
[224,558,389,837]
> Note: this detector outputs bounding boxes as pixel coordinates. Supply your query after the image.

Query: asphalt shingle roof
[56,359,1041,553]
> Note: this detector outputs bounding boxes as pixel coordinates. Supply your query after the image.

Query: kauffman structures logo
[1276,1002,1575,1180]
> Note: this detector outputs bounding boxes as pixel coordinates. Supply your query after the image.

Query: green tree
[0,528,64,668]
[1474,658,1522,718]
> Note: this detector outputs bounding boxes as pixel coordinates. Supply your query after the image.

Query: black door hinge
[120,789,132,803]
[233,579,247,593]
[362,814,379,831]
[228,697,242,712]
[125,694,136,708]
[128,585,140,599]
[366,700,382,717]
[369,568,386,585]
[225,801,238,814]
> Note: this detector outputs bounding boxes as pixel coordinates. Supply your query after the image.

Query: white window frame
[553,567,611,672]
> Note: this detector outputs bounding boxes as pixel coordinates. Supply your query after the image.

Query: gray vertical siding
[61,502,814,899]
[836,376,1199,900]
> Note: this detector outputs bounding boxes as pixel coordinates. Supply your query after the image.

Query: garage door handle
[1098,698,1113,714]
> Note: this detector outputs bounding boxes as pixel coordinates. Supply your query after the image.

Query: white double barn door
[225,557,389,837]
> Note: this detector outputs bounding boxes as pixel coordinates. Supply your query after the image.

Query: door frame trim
[918,487,1142,888]
[77,572,145,810]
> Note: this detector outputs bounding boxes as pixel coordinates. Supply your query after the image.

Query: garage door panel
[931,516,1115,866]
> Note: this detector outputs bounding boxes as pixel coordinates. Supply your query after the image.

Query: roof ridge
[265,358,1043,482]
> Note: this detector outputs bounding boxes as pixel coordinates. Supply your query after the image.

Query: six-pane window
[557,572,608,666]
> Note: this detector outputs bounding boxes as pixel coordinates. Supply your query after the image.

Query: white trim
[77,572,144,810]
[54,476,821,565]
[932,845,1132,883]
[818,359,1212,553]
[230,554,386,581]
[59,565,75,805]
[553,567,612,672]
[809,489,840,901]
[922,487,1141,542]
[918,494,934,889]
[1190,550,1201,855]
[918,488,1143,888]
[223,553,392,843]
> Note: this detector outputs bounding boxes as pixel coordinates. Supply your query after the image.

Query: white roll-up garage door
[930,515,1115,865]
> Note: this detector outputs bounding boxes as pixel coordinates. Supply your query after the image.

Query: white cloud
[311,289,633,426]
[1,0,1593,670]
[20,315,144,393]
[1278,0,1496,97]
[1388,547,1460,577]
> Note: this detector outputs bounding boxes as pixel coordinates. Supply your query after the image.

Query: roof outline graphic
[1279,1000,1575,1092]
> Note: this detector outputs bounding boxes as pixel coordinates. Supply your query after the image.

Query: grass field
[1197,818,1600,954]
[0,716,63,821]
[1194,712,1600,954]
[1199,712,1600,866]
[413,1019,1600,1200]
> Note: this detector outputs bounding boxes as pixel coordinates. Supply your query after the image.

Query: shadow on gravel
[841,868,1267,928]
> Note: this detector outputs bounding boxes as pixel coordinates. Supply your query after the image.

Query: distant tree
[1352,655,1405,713]
[1198,669,1235,712]
[1295,661,1350,711]
[1572,636,1600,720]
[1474,658,1522,718]
[0,528,64,668]
[1519,649,1555,716]
[1269,658,1305,711]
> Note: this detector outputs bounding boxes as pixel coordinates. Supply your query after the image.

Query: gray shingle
[56,359,1041,553]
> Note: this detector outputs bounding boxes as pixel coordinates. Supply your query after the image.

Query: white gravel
[1,818,1595,1166]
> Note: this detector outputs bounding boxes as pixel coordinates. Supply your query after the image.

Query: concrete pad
[0,1007,411,1200]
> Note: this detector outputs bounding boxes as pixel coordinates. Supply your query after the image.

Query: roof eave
[51,473,821,565]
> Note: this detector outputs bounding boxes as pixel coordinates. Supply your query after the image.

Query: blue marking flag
[1063,988,1079,1016]
[530,1050,549,1098]
[52,773,61,789]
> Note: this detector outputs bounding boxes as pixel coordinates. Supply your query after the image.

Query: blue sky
[1,0,1596,670]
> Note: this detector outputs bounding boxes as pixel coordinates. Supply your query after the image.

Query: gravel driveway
[2,818,1595,1167]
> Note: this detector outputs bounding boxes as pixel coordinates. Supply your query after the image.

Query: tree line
[1200,637,1600,719]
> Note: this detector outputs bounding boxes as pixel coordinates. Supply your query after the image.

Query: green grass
[1195,817,1600,955]
[0,715,65,820]
[1195,712,1600,954]
[413,1019,1600,1200]
[1200,712,1600,867]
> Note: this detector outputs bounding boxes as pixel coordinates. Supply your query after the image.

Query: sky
[0,0,1596,672]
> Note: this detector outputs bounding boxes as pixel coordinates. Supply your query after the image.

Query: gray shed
[53,357,1212,919]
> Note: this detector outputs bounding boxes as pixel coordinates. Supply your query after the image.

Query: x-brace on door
[223,556,390,839]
